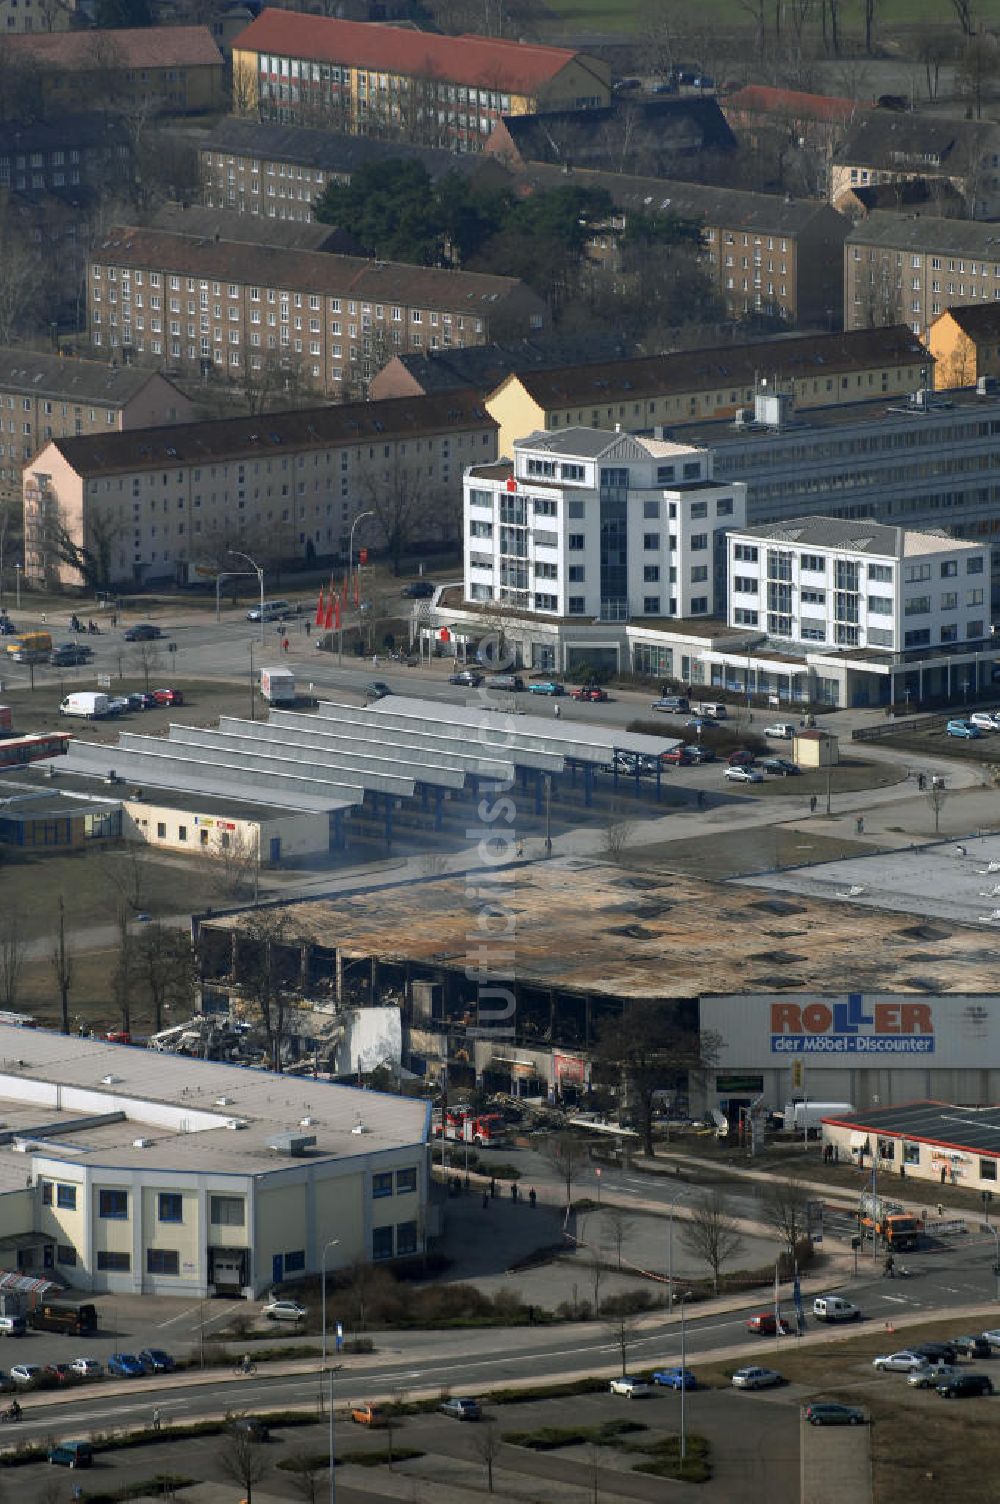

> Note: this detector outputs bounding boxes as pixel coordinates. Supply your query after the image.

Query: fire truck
[433,1110,507,1147]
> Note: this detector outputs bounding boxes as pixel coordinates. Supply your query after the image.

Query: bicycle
[233,1361,257,1376]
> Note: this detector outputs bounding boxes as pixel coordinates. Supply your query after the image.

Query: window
[284,1249,306,1272]
[396,1167,417,1194]
[905,628,931,648]
[643,500,659,518]
[904,562,931,583]
[372,1226,393,1260]
[100,1189,128,1220]
[716,497,734,517]
[373,1172,393,1198]
[690,565,708,583]
[56,1184,77,1211]
[146,1249,179,1276]
[210,1195,245,1226]
[940,559,958,577]
[690,533,708,551]
[733,543,758,562]
[904,596,931,616]
[156,822,166,839]
[97,1251,131,1272]
[56,1244,77,1266]
[568,533,585,551]
[643,532,660,550]
[396,1221,417,1256]
[568,596,586,614]
[643,565,660,582]
[967,588,985,606]
[643,596,661,614]
[869,563,893,583]
[42,1181,52,1206]
[940,591,958,611]
[690,596,709,614]
[568,565,585,582]
[967,555,985,574]
[982,1158,998,1181]
[158,1193,182,1224]
[690,500,708,519]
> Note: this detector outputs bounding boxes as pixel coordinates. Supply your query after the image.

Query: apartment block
[0,112,130,197]
[199,118,483,223]
[0,349,191,509]
[726,516,989,654]
[86,225,546,397]
[831,113,1000,219]
[845,211,1000,338]
[485,326,930,460]
[23,391,498,588]
[464,429,745,624]
[3,26,225,115]
[232,9,609,152]
[512,162,849,328]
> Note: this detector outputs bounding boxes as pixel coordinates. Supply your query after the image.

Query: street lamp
[340,510,375,666]
[321,1237,341,1366]
[229,549,265,646]
[679,1290,693,1465]
[328,1361,344,1504]
[666,1189,686,1314]
[13,564,20,611]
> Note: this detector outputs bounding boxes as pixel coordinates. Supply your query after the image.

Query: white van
[699,702,728,720]
[246,599,291,623]
[812,1295,860,1323]
[59,692,109,719]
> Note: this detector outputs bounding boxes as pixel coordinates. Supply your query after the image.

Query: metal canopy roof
[303,702,563,775]
[222,714,471,788]
[161,724,417,798]
[366,696,681,761]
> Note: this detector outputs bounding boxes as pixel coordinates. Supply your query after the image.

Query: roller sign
[770,994,935,1054]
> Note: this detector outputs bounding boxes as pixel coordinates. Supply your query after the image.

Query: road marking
[882,1295,909,1304]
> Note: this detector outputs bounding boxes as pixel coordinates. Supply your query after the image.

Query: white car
[609,1375,652,1398]
[263,1299,307,1322]
[725,766,763,784]
[970,712,999,732]
[908,1363,959,1388]
[981,1328,1000,1348]
[69,1357,103,1378]
[9,1364,41,1385]
[872,1350,928,1372]
[732,1366,783,1390]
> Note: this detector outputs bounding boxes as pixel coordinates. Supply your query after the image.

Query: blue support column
[421,784,429,810]
[655,761,662,802]
[384,792,393,846]
[583,762,593,808]
[535,769,543,816]
[434,786,444,831]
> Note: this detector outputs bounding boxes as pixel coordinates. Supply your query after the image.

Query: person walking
[809,795,817,814]
[152,1407,161,1431]
[553,702,561,719]
[528,1187,537,1209]
[282,636,290,654]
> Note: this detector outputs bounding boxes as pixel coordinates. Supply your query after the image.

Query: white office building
[726,517,990,656]
[464,429,746,624]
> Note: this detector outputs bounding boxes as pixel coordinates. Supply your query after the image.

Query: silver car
[908,1363,958,1388]
[872,1350,928,1372]
[732,1366,783,1389]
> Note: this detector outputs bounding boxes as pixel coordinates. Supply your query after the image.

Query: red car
[728,748,757,767]
[746,1312,791,1336]
[660,744,691,765]
[572,685,609,702]
[152,688,184,706]
[44,1364,78,1385]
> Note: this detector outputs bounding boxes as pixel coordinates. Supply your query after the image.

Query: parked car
[760,757,800,777]
[448,669,483,687]
[661,744,692,765]
[123,623,162,642]
[138,1349,175,1373]
[263,1299,307,1322]
[439,1397,481,1420]
[51,643,93,666]
[812,1296,860,1323]
[746,1313,790,1335]
[908,1363,959,1389]
[350,1403,386,1426]
[872,1351,928,1372]
[106,1353,145,1378]
[946,719,981,738]
[9,1364,41,1385]
[937,1373,993,1398]
[732,1367,783,1389]
[981,1328,1000,1349]
[127,692,156,710]
[969,712,999,732]
[232,1416,270,1441]
[685,715,717,729]
[764,722,795,739]
[106,697,131,716]
[572,685,608,702]
[48,1441,93,1469]
[650,697,689,714]
[726,765,763,784]
[954,1335,992,1358]
[151,688,184,707]
[528,680,564,696]
[652,1366,697,1389]
[68,1358,102,1379]
[401,580,435,598]
[914,1342,958,1365]
[44,1364,78,1385]
[609,1376,652,1398]
[803,1402,865,1425]
[687,745,716,763]
[365,681,391,700]
[727,748,756,766]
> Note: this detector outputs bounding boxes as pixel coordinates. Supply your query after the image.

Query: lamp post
[248,639,256,722]
[321,1238,341,1366]
[666,1190,685,1314]
[14,564,20,610]
[341,510,374,666]
[328,1361,344,1504]
[229,549,265,647]
[679,1291,692,1465]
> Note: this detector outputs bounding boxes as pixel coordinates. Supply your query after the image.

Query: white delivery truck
[260,667,295,704]
[59,691,109,719]
[783,1100,853,1133]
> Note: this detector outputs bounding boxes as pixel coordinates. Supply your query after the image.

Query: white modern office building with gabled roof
[464,427,746,625]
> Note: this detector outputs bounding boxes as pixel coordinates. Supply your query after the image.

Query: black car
[760,756,800,777]
[915,1342,958,1365]
[937,1373,993,1398]
[231,1416,269,1441]
[51,643,93,666]
[449,669,483,687]
[953,1335,992,1359]
[401,580,435,598]
[123,623,162,642]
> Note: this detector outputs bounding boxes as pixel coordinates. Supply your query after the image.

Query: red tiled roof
[725,84,861,125]
[5,25,222,70]
[233,9,582,94]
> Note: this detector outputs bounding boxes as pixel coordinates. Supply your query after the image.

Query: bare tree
[360,454,432,576]
[219,1424,269,1504]
[544,1132,590,1209]
[37,500,123,594]
[233,910,304,1073]
[110,904,134,1037]
[0,219,45,344]
[949,0,976,37]
[0,910,25,1011]
[129,639,163,694]
[209,827,261,903]
[50,895,72,1035]
[956,34,1000,120]
[760,1176,810,1256]
[135,925,198,1034]
[606,1207,633,1271]
[384,1386,406,1469]
[679,1191,745,1294]
[585,1243,604,1317]
[475,1422,502,1494]
[603,807,636,865]
[607,1314,639,1375]
[286,1450,324,1504]
[926,780,948,835]
[594,1005,722,1158]
[99,844,149,916]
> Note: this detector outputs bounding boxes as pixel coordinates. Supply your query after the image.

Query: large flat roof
[204,857,1000,999]
[0,1027,427,1176]
[824,1101,1000,1158]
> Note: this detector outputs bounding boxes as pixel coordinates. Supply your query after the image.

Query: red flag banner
[315,588,325,626]
[334,595,341,629]
[324,600,334,630]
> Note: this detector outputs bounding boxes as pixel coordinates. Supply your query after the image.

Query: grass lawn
[538,0,1000,33]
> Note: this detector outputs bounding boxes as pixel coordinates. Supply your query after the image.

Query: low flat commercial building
[23,390,497,588]
[485,325,930,460]
[464,428,746,624]
[0,1024,429,1296]
[0,349,192,511]
[823,1103,1000,1193]
[232,9,610,151]
[87,224,546,397]
[199,118,485,223]
[845,211,1000,338]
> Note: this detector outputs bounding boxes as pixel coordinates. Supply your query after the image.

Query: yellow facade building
[928,304,1000,390]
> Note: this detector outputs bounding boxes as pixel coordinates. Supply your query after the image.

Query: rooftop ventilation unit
[132,1137,153,1149]
[265,1132,316,1156]
[352,1122,370,1135]
[215,1096,232,1107]
[225,1118,250,1130]
[101,1075,122,1086]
